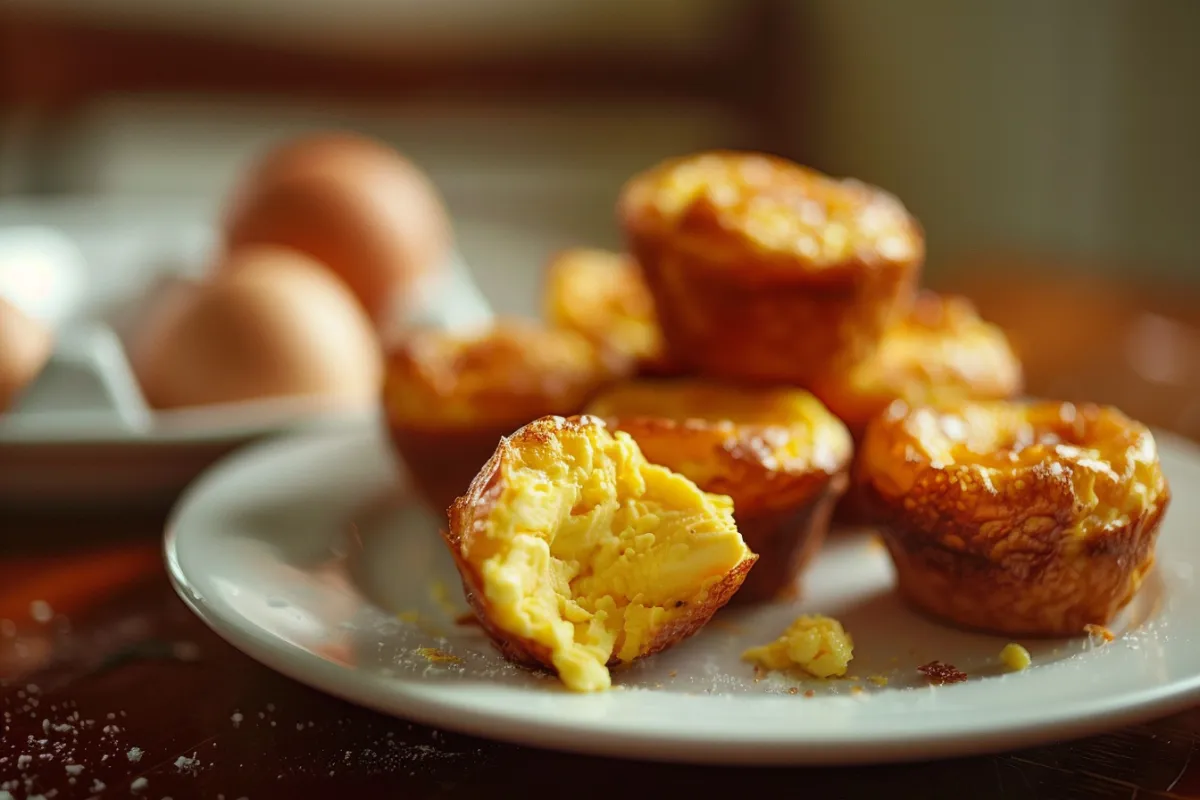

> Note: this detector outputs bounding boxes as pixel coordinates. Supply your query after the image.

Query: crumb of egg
[742,615,854,679]
[999,643,1032,672]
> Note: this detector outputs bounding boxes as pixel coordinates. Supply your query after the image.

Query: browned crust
[856,401,1172,635]
[630,235,918,384]
[445,415,757,674]
[730,470,848,604]
[874,495,1167,636]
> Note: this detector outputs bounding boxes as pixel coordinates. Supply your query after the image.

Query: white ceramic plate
[164,427,1200,766]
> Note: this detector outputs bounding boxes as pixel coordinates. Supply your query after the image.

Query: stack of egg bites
[383,151,1171,690]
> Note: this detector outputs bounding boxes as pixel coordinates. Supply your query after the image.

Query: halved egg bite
[446,414,756,692]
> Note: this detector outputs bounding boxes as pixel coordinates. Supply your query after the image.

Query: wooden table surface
[3,270,1200,800]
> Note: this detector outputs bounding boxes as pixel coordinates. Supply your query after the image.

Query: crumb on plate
[999,643,1032,672]
[918,661,967,685]
[741,615,853,679]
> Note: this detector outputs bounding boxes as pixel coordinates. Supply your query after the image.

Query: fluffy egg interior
[468,423,753,692]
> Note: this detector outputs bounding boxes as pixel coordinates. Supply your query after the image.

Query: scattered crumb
[999,643,1032,672]
[668,670,678,678]
[868,675,889,687]
[30,601,53,623]
[64,765,83,776]
[127,747,144,762]
[131,777,148,792]
[174,755,200,773]
[850,685,864,694]
[231,712,243,727]
[918,661,968,685]
[787,687,799,695]
[1084,624,1115,642]
[803,689,815,698]
[414,647,464,665]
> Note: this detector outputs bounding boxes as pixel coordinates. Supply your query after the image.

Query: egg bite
[382,318,622,515]
[541,247,680,377]
[447,414,757,692]
[586,379,853,602]
[617,150,923,385]
[856,400,1170,636]
[810,291,1024,524]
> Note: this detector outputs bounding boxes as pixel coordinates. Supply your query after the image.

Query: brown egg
[0,295,54,412]
[130,245,383,410]
[219,132,452,328]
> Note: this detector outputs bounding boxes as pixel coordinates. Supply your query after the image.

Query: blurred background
[2,0,1198,284]
[1,0,1198,447]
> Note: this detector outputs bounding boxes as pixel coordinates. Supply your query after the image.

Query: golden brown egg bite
[856,399,1170,636]
[541,247,680,377]
[617,150,923,384]
[447,414,756,692]
[586,379,853,602]
[382,318,621,514]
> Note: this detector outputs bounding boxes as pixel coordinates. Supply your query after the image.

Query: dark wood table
[4,271,1200,799]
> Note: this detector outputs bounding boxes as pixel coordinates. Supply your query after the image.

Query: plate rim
[163,427,1200,766]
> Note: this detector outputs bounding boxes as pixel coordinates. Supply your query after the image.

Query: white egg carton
[0,213,493,508]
